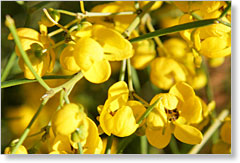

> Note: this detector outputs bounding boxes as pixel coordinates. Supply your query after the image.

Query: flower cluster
[2,1,231,154]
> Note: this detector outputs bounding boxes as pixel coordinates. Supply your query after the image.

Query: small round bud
[41,8,60,27]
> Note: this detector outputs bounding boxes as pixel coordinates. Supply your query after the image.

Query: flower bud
[41,8,60,27]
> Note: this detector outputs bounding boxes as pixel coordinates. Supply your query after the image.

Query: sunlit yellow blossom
[174,1,202,13]
[99,81,146,137]
[212,117,231,154]
[4,145,28,154]
[199,34,231,58]
[52,103,86,136]
[150,57,186,90]
[146,82,203,149]
[131,38,156,69]
[208,57,225,68]
[72,24,133,84]
[60,45,80,74]
[87,2,136,33]
[8,25,55,79]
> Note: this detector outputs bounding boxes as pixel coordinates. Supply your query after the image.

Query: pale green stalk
[1,52,17,82]
[188,109,229,154]
[5,15,51,91]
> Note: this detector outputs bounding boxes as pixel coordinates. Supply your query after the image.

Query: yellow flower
[174,1,202,13]
[131,38,156,69]
[150,57,186,90]
[71,24,133,84]
[52,103,86,136]
[8,25,55,79]
[208,57,225,68]
[40,8,60,27]
[4,145,28,154]
[87,2,136,33]
[146,82,203,149]
[212,117,231,154]
[60,44,80,74]
[199,34,231,58]
[99,81,146,137]
[101,137,118,154]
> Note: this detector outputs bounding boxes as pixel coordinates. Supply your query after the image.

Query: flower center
[164,108,179,122]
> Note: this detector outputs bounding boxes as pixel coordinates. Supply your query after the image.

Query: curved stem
[1,52,17,82]
[5,15,51,91]
[105,135,114,154]
[11,98,49,154]
[188,109,229,154]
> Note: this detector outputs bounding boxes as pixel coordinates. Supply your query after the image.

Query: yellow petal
[51,135,73,154]
[163,38,188,59]
[82,59,111,84]
[83,117,103,154]
[212,140,231,154]
[200,35,231,58]
[4,145,28,154]
[146,108,167,129]
[108,81,129,98]
[74,37,104,71]
[180,96,202,124]
[18,51,50,79]
[169,82,195,104]
[220,120,231,144]
[99,105,115,136]
[126,100,146,124]
[60,45,80,73]
[112,106,139,137]
[52,103,84,136]
[150,58,186,90]
[173,122,203,145]
[131,39,156,69]
[92,25,133,61]
[146,126,172,149]
[8,28,42,56]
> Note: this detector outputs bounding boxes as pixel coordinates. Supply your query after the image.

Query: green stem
[119,59,127,81]
[202,57,214,102]
[105,135,114,154]
[1,52,17,82]
[218,19,231,27]
[11,98,48,154]
[77,142,83,154]
[140,136,148,154]
[137,98,160,124]
[122,1,155,37]
[42,72,83,101]
[1,75,73,89]
[127,58,134,93]
[169,137,180,154]
[219,2,231,19]
[131,66,141,94]
[57,9,77,17]
[188,109,229,154]
[129,18,217,43]
[5,15,51,91]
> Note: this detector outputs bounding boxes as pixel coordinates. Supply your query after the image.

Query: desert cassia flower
[60,24,133,83]
[212,117,231,154]
[150,57,187,90]
[8,23,55,79]
[52,103,86,136]
[146,82,203,149]
[99,81,146,137]
[4,145,28,154]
